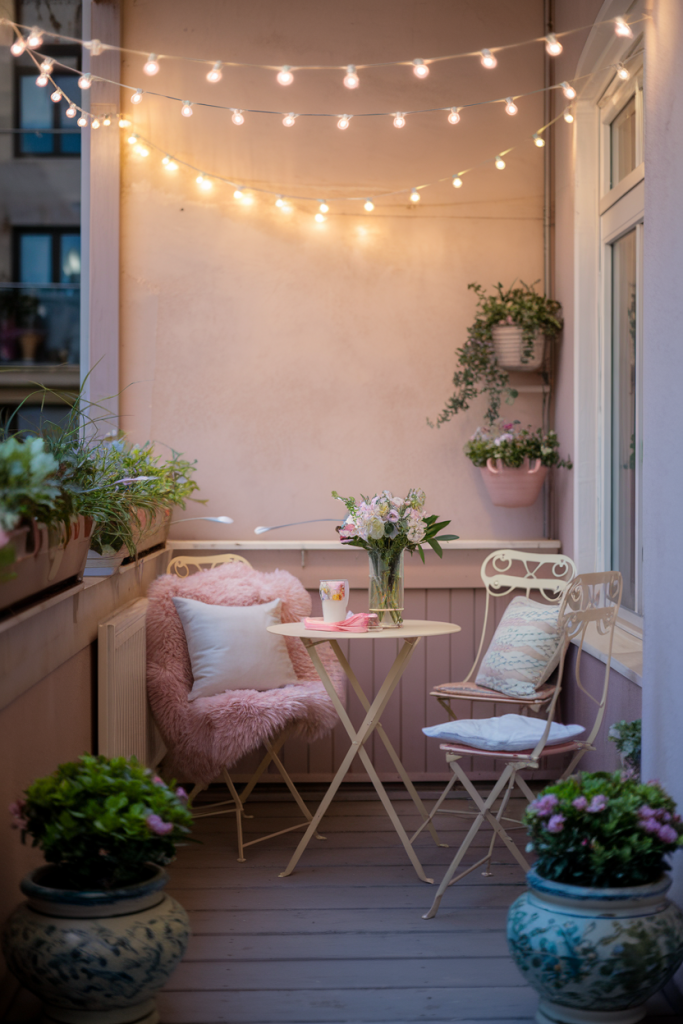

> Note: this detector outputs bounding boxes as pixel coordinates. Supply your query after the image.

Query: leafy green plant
[609,719,642,778]
[432,281,563,428]
[10,754,193,889]
[524,772,683,888]
[464,420,572,469]
[0,436,61,532]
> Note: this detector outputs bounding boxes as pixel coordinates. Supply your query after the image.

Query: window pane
[54,73,81,154]
[19,234,52,283]
[19,75,54,154]
[60,234,80,283]
[611,95,636,188]
[611,229,638,611]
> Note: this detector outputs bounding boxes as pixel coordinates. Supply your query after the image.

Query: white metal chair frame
[431,549,577,720]
[418,571,623,919]
[165,552,325,862]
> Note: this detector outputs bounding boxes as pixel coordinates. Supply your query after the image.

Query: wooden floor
[6,784,682,1023]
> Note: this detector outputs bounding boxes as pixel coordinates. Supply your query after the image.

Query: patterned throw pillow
[475,596,564,697]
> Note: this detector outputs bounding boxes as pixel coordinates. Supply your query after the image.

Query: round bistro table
[268,619,461,883]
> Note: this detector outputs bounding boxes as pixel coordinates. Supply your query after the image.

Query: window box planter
[0,515,92,611]
[491,325,545,372]
[480,457,548,507]
[84,508,172,576]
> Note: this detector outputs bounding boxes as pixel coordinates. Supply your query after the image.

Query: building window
[14,50,81,158]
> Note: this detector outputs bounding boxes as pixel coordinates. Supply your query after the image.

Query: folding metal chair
[418,571,623,919]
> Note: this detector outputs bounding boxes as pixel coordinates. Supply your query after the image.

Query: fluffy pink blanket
[146,562,345,784]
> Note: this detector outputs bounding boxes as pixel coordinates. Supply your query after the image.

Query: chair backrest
[465,549,578,682]
[166,552,252,577]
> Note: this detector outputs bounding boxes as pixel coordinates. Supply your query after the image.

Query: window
[15,229,81,285]
[14,50,81,157]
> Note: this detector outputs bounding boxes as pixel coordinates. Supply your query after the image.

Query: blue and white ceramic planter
[507,868,683,1024]
[1,866,190,1024]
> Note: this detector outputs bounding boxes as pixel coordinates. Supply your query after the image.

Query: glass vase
[368,549,404,628]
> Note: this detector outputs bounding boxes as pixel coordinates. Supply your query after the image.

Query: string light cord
[1,13,645,76]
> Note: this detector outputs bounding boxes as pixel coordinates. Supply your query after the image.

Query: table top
[269,619,461,640]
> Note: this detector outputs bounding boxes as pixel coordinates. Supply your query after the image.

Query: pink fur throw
[146,562,346,784]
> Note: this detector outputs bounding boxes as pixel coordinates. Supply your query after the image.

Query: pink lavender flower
[546,814,566,834]
[657,824,678,844]
[387,510,400,523]
[146,814,173,835]
[641,817,661,834]
[152,775,166,786]
[176,787,188,804]
[572,796,588,811]
[532,793,559,818]
[9,799,28,830]
[587,794,608,813]
[638,805,657,820]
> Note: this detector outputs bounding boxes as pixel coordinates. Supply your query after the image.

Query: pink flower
[546,814,566,834]
[572,796,588,811]
[657,824,678,844]
[386,510,399,523]
[152,775,165,786]
[176,787,188,804]
[146,814,173,835]
[587,794,608,813]
[9,799,28,830]
[581,839,589,846]
[532,794,559,818]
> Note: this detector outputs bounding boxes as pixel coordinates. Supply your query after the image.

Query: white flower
[367,517,385,540]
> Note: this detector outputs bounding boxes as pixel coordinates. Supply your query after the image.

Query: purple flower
[532,794,559,818]
[152,775,165,786]
[546,814,566,834]
[658,824,678,844]
[587,794,608,813]
[175,787,188,804]
[9,800,28,831]
[638,805,657,820]
[641,817,660,834]
[386,510,400,523]
[146,813,173,835]
[572,796,588,811]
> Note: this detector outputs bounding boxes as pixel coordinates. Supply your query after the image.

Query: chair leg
[480,772,516,877]
[409,766,459,845]
[222,768,246,863]
[187,781,206,808]
[264,737,326,841]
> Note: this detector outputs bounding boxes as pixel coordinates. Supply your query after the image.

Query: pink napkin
[303,613,379,632]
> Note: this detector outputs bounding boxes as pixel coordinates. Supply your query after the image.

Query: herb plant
[608,719,642,778]
[524,772,683,888]
[10,754,193,889]
[0,436,61,532]
[464,420,572,470]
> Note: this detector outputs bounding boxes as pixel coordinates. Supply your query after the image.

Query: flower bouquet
[332,488,457,627]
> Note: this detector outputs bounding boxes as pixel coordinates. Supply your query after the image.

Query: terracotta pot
[0,516,93,612]
[480,458,548,507]
[492,325,545,371]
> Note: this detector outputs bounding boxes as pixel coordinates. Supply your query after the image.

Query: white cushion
[476,596,564,698]
[422,714,584,752]
[172,597,298,700]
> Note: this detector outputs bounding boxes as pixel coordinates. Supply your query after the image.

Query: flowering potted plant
[332,488,457,626]
[2,754,192,1024]
[507,772,683,1023]
[464,420,572,507]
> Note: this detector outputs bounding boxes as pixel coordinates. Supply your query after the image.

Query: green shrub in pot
[464,420,572,470]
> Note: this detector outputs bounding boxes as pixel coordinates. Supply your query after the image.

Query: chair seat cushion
[423,713,584,751]
[173,596,298,700]
[431,681,556,704]
[475,596,564,698]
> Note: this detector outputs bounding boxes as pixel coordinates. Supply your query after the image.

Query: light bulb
[545,33,563,56]
[27,27,43,48]
[66,104,77,118]
[277,66,294,86]
[92,118,100,129]
[505,97,518,116]
[343,64,359,89]
[364,199,374,212]
[130,89,143,104]
[197,175,212,190]
[40,58,54,72]
[181,101,193,117]
[143,54,160,75]
[282,113,297,127]
[118,117,130,128]
[78,73,92,90]
[561,81,576,100]
[337,114,351,129]
[102,114,111,126]
[232,110,244,125]
[410,188,420,202]
[452,174,463,188]
[315,212,325,223]
[128,133,138,144]
[447,107,460,125]
[233,188,245,200]
[162,155,178,170]
[495,155,506,170]
[275,196,285,207]
[615,17,633,38]
[10,38,26,56]
[533,132,545,147]
[319,202,329,213]
[480,49,497,69]
[393,113,406,128]
[77,115,87,127]
[412,58,429,78]
[51,89,62,104]
[616,63,630,81]
[563,108,574,123]
[36,74,49,87]
[134,144,149,156]
[88,39,103,56]
[207,61,222,83]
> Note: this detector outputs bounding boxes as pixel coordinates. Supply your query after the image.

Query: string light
[134,143,149,156]
[410,188,420,202]
[480,49,497,69]
[78,73,92,90]
[504,97,518,115]
[66,103,77,118]
[233,187,245,199]
[130,89,143,104]
[118,116,131,127]
[282,113,297,127]
[196,174,212,189]
[337,114,351,130]
[563,108,574,123]
[447,107,460,124]
[207,61,222,82]
[27,26,43,48]
[494,154,506,169]
[128,133,138,144]
[92,118,100,129]
[77,115,87,127]
[319,201,329,213]
[561,81,576,100]
[452,174,463,188]
[393,113,406,128]
[364,199,374,211]
[616,63,630,81]
[545,33,563,56]
[39,57,54,73]
[343,64,359,89]
[615,17,633,38]
[51,89,62,104]
[412,58,429,78]
[315,212,325,222]
[181,101,193,117]
[232,110,244,125]
[277,66,294,86]
[533,132,545,147]
[88,39,104,56]
[143,54,160,76]
[36,73,48,87]
[275,196,285,207]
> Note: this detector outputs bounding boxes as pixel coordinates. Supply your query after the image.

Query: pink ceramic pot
[480,458,548,507]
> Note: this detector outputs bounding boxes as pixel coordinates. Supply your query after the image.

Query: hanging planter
[465,421,572,508]
[480,457,548,508]
[491,325,545,372]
